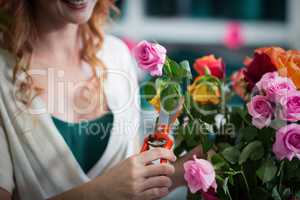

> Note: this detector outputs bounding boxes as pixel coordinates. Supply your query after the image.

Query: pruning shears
[141,100,183,164]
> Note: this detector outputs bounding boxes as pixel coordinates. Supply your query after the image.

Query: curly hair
[0,0,118,105]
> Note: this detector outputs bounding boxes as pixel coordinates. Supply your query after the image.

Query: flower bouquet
[133,41,300,200]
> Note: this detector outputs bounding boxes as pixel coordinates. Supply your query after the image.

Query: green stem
[278,160,285,193]
[165,58,173,77]
[183,101,195,121]
[241,166,251,200]
[174,86,195,121]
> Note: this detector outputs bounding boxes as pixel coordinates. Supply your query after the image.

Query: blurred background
[109,0,300,76]
[106,1,300,199]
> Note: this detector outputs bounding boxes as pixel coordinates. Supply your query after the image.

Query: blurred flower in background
[224,22,244,50]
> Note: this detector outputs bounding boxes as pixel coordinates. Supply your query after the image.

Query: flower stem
[241,166,251,199]
[165,58,173,76]
[183,101,195,121]
[278,160,285,192]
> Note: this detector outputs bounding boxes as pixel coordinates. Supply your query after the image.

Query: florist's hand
[96,148,176,200]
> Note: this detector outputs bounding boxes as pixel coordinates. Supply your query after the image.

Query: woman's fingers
[132,149,176,199]
[143,163,175,177]
[182,145,204,162]
[140,187,169,200]
[139,148,176,165]
[141,176,172,191]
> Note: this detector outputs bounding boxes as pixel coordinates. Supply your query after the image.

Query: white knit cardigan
[0,35,140,200]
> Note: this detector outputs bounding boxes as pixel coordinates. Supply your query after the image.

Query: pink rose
[184,155,217,194]
[247,95,274,129]
[256,72,297,102]
[273,124,300,161]
[256,72,278,93]
[133,40,167,76]
[278,91,300,122]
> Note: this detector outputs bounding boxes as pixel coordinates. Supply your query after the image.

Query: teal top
[52,113,114,173]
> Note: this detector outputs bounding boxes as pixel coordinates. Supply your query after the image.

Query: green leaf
[217,143,231,152]
[256,159,278,183]
[141,79,157,101]
[239,141,264,164]
[211,154,230,171]
[179,60,192,79]
[250,144,264,161]
[201,134,214,153]
[163,58,192,81]
[222,177,232,199]
[221,146,240,164]
[296,191,300,199]
[185,135,199,149]
[160,82,181,113]
[173,142,186,157]
[239,127,258,142]
[272,187,282,200]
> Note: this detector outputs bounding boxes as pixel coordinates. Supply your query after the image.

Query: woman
[0,0,202,200]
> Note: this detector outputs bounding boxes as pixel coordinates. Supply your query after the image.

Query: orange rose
[231,68,249,101]
[193,55,225,79]
[276,50,300,89]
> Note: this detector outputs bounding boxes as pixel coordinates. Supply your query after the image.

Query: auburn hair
[0,0,118,105]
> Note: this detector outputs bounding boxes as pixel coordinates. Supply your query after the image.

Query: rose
[278,91,300,122]
[133,40,167,76]
[247,95,274,129]
[193,55,225,79]
[231,68,249,100]
[276,50,300,89]
[244,47,285,90]
[255,72,278,93]
[272,124,300,161]
[184,155,217,194]
[256,72,297,102]
[188,76,221,105]
[265,77,296,102]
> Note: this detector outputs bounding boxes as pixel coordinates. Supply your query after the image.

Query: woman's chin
[58,0,95,24]
[64,14,91,24]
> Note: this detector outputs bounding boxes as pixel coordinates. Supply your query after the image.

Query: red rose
[243,47,285,90]
[193,55,225,79]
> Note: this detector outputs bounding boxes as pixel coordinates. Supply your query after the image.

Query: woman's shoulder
[102,34,129,54]
[100,34,136,72]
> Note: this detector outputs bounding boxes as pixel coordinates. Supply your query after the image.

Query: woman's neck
[32,15,81,66]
